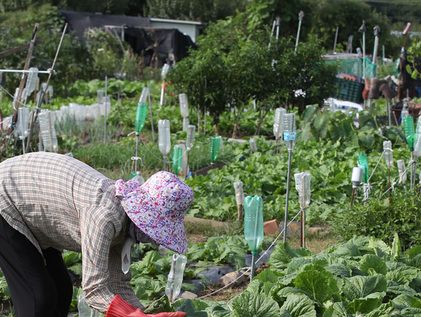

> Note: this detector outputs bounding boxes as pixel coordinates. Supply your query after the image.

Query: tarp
[124,27,196,67]
[60,10,150,39]
[60,11,196,66]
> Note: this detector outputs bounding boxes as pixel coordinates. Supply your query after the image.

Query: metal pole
[359,21,366,79]
[295,11,304,53]
[250,252,256,281]
[0,69,50,74]
[387,99,392,127]
[372,26,381,65]
[148,89,156,142]
[283,147,293,243]
[333,27,339,54]
[104,75,108,143]
[160,81,165,107]
[362,31,366,78]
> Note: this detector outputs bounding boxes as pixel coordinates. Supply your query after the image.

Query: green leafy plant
[331,191,421,249]
[174,236,421,316]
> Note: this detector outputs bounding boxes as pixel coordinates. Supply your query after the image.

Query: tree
[145,0,247,22]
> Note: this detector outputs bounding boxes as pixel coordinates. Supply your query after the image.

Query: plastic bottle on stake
[357,153,369,183]
[158,120,171,156]
[283,113,296,149]
[186,125,195,151]
[97,89,105,105]
[358,153,370,200]
[397,159,407,184]
[165,254,187,302]
[249,138,257,152]
[234,181,244,206]
[294,172,311,209]
[403,115,415,152]
[135,92,148,134]
[172,144,188,177]
[182,117,189,132]
[210,136,222,162]
[179,93,189,117]
[273,107,286,140]
[38,110,58,152]
[351,167,363,188]
[24,67,39,98]
[16,107,29,140]
[383,140,393,167]
[244,196,264,254]
[413,117,421,158]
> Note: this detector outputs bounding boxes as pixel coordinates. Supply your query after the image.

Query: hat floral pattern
[115,171,193,254]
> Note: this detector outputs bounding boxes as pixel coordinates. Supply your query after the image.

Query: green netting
[326,57,377,78]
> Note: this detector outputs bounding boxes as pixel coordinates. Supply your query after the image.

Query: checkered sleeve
[80,205,121,313]
[108,243,143,309]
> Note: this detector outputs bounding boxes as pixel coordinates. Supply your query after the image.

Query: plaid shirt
[0,152,141,312]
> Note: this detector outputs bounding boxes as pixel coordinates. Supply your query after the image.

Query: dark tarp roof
[60,10,150,39]
[60,11,196,66]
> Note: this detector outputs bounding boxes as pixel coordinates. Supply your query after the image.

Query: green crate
[335,78,364,103]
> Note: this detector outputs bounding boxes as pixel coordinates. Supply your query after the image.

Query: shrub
[331,191,421,249]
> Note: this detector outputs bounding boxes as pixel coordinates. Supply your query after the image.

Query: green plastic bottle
[210,136,222,162]
[357,153,369,183]
[135,103,148,134]
[243,196,264,255]
[403,115,415,152]
[172,144,183,175]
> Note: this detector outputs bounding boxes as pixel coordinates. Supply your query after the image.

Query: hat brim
[121,190,188,254]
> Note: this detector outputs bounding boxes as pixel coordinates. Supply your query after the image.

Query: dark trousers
[0,216,73,317]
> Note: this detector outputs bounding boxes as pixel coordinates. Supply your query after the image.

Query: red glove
[106,295,186,317]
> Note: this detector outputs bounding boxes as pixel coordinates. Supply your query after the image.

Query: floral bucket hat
[115,171,194,254]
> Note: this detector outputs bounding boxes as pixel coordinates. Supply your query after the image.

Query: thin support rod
[387,99,392,127]
[104,75,108,143]
[410,154,416,191]
[0,69,50,74]
[25,23,68,152]
[14,24,39,111]
[362,32,366,78]
[300,209,305,248]
[333,27,339,53]
[134,133,140,173]
[237,204,243,222]
[350,187,357,208]
[148,89,155,142]
[283,147,293,243]
[250,252,256,281]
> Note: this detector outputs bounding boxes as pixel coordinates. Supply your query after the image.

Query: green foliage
[145,0,247,22]
[331,191,421,249]
[0,4,93,95]
[406,39,421,80]
[169,12,335,131]
[181,236,421,316]
[187,235,248,269]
